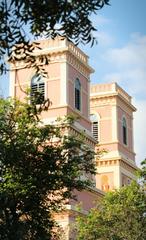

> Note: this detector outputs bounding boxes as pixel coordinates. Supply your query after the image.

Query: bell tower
[90,83,137,191]
[9,37,95,136]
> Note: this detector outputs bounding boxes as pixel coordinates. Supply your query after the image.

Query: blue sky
[0,0,145,165]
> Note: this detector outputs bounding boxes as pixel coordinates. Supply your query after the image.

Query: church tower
[10,37,94,136]
[9,38,138,194]
[90,83,137,191]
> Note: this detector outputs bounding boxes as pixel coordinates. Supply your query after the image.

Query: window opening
[122,117,127,145]
[31,74,45,104]
[75,78,81,111]
[90,114,99,141]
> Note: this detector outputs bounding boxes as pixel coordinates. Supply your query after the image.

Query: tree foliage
[76,181,146,240]
[0,0,110,74]
[0,98,96,240]
[138,159,146,189]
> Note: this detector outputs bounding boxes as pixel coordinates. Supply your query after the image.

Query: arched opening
[75,78,81,111]
[122,117,127,145]
[90,114,99,142]
[31,74,45,104]
[101,175,110,191]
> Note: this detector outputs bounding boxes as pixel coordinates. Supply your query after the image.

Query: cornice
[90,92,136,112]
[10,41,94,77]
[96,155,137,172]
[66,52,91,80]
[66,124,96,148]
[96,158,120,167]
[90,95,116,106]
[120,159,138,172]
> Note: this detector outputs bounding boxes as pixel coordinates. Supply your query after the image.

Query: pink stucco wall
[97,142,118,152]
[68,65,89,118]
[67,64,92,131]
[47,79,60,106]
[82,91,88,117]
[67,107,91,131]
[118,144,135,161]
[100,119,112,142]
[90,104,113,143]
[118,107,134,159]
[15,85,27,101]
[45,62,60,79]
[40,106,68,119]
[70,189,103,212]
[12,62,61,103]
[68,80,74,107]
[14,68,32,85]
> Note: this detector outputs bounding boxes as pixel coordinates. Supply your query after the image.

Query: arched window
[75,78,81,111]
[31,74,45,104]
[90,114,99,142]
[122,117,127,145]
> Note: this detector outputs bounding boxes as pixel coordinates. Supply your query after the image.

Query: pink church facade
[9,37,137,239]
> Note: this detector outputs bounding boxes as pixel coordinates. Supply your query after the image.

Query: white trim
[112,105,118,141]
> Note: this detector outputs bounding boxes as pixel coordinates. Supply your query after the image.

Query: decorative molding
[96,159,119,167]
[90,95,116,106]
[10,38,94,78]
[67,125,96,148]
[60,61,68,105]
[96,156,137,174]
[120,159,138,173]
[11,53,92,85]
[66,52,90,79]
[90,94,136,113]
